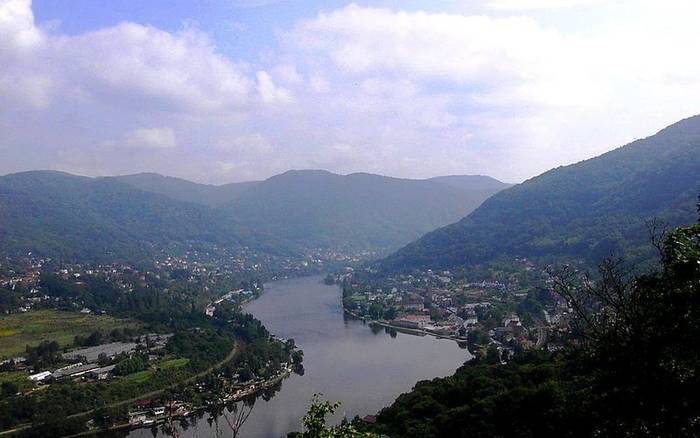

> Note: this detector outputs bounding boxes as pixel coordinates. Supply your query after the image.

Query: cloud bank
[1,0,699,183]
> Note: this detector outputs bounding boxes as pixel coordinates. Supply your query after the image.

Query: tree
[360,201,700,438]
[368,303,383,320]
[0,382,18,398]
[97,352,110,367]
[219,400,255,438]
[114,355,146,376]
[548,209,700,436]
[382,307,396,321]
[290,395,386,438]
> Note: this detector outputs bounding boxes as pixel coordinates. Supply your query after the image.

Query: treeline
[113,354,147,376]
[24,341,62,369]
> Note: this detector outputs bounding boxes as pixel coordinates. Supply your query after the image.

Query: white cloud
[0,0,51,108]
[59,23,254,112]
[485,0,610,10]
[123,127,177,149]
[0,0,43,50]
[309,73,331,93]
[1,0,700,184]
[0,0,266,114]
[256,70,292,104]
[287,4,604,108]
[278,2,700,181]
[214,133,273,154]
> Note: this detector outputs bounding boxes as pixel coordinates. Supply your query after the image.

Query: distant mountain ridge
[218,170,510,251]
[0,171,294,261]
[113,169,510,252]
[377,114,700,273]
[110,173,259,208]
[0,169,510,261]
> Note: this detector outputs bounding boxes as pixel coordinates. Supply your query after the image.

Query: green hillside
[378,115,700,272]
[221,170,510,251]
[110,173,259,208]
[0,171,294,261]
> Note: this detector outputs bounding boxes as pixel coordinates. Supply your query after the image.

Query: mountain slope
[378,115,700,272]
[429,175,512,193]
[221,170,510,251]
[111,173,258,208]
[0,171,291,261]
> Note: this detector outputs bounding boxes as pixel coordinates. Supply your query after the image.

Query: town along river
[131,275,471,438]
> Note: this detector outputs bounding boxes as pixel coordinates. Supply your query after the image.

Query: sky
[1,0,699,184]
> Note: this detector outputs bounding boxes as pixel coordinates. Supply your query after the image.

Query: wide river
[133,275,470,437]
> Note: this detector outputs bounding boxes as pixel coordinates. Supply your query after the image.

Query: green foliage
[290,395,386,438]
[0,309,138,359]
[0,288,21,314]
[0,169,510,261]
[0,171,299,262]
[221,170,509,251]
[379,115,700,272]
[0,381,18,398]
[24,340,61,369]
[364,217,700,437]
[111,172,256,208]
[165,328,232,372]
[114,355,147,376]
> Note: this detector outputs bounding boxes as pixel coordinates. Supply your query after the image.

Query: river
[131,275,470,437]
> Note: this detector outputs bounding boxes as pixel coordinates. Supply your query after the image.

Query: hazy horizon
[0,167,516,186]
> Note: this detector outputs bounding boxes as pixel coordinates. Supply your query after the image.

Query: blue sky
[2,0,699,183]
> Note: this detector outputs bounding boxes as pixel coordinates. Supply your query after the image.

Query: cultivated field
[0,310,139,359]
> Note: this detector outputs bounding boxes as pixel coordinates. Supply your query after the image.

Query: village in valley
[334,258,576,361]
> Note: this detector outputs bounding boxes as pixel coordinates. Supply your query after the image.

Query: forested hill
[114,170,510,252]
[0,171,294,261]
[219,170,510,251]
[110,173,259,208]
[377,114,700,272]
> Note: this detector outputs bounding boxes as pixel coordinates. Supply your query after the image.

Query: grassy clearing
[0,310,140,359]
[120,357,189,385]
[159,357,189,370]
[123,370,152,384]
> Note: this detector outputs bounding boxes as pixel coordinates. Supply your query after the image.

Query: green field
[159,357,189,370]
[0,310,140,359]
[120,357,190,385]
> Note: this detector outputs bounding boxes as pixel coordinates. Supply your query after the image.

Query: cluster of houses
[343,260,575,355]
[128,405,180,426]
[205,288,255,316]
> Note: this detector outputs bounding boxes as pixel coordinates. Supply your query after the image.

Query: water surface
[132,275,470,437]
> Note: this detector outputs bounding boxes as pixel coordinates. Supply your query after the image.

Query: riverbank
[343,306,470,346]
[68,367,293,437]
[123,275,471,437]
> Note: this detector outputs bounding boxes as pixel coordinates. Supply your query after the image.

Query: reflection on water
[130,275,470,438]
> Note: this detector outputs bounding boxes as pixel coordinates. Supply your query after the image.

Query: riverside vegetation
[351,209,700,437]
[0,257,303,437]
